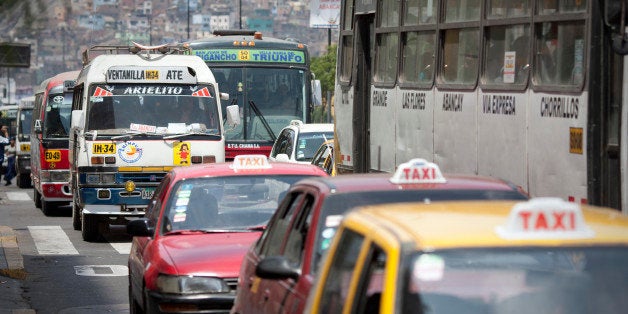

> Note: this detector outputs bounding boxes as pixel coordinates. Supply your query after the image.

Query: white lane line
[6,191,31,201]
[28,226,79,255]
[110,242,132,255]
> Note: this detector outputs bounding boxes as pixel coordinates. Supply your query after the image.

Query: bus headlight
[156,275,230,294]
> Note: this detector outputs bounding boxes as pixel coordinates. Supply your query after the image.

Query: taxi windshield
[86,83,220,135]
[403,247,628,314]
[160,175,312,233]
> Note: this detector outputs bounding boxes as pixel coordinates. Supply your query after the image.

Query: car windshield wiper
[246,225,266,231]
[164,229,233,235]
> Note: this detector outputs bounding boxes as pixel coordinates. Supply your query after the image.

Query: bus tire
[82,213,100,242]
[33,188,42,208]
[41,200,57,216]
[72,202,82,230]
[17,173,30,188]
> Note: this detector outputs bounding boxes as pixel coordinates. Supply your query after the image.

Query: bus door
[353,14,374,173]
[622,45,628,214]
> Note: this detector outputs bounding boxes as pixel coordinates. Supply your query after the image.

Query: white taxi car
[269,120,333,164]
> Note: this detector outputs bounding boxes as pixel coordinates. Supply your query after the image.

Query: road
[0,184,131,313]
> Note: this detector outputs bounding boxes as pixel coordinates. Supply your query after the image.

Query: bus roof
[76,53,215,85]
[35,70,80,95]
[187,31,309,51]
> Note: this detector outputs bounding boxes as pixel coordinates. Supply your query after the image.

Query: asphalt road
[0,184,132,314]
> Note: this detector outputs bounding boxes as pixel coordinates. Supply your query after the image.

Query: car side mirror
[127,218,154,237]
[275,153,290,162]
[255,256,300,280]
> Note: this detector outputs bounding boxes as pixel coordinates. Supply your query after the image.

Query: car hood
[158,232,261,277]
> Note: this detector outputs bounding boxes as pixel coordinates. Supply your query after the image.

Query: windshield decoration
[93,87,113,97]
[191,87,213,97]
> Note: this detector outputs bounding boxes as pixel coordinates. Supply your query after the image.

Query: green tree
[310,45,337,123]
[311,44,337,93]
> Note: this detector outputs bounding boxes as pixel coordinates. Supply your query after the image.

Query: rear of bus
[188,30,320,159]
[31,71,79,215]
[70,45,225,241]
[16,96,34,188]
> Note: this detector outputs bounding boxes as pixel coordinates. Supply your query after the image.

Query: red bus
[31,70,80,215]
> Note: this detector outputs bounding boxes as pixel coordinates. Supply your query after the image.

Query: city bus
[31,71,80,214]
[15,96,34,188]
[334,0,628,212]
[70,43,227,241]
[187,30,321,159]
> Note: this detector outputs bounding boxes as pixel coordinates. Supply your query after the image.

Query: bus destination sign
[194,49,306,64]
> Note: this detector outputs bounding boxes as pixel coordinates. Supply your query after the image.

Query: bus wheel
[33,188,42,208]
[82,213,100,242]
[41,200,57,216]
[72,202,82,231]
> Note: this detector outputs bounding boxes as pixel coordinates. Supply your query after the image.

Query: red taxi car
[231,158,529,314]
[127,155,327,314]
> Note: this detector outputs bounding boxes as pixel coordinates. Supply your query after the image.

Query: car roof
[283,121,334,133]
[293,172,524,194]
[346,200,628,250]
[169,159,329,179]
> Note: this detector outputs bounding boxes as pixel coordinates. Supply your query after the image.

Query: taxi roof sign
[389,158,446,184]
[495,197,595,240]
[231,154,272,170]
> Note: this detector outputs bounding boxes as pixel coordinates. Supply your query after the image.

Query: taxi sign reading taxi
[231,155,272,170]
[495,198,595,240]
[106,66,197,84]
[389,158,446,184]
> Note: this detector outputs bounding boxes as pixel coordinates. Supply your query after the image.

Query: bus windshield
[86,83,220,136]
[44,91,73,138]
[18,108,33,142]
[214,67,307,142]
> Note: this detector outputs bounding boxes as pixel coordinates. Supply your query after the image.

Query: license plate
[45,150,61,162]
[92,143,116,154]
[20,144,30,152]
[141,188,155,199]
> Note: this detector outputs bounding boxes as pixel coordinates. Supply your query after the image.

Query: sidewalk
[0,225,25,280]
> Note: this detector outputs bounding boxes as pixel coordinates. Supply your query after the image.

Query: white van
[70,43,231,241]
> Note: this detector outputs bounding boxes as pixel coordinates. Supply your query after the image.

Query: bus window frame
[529,12,589,93]
[435,22,482,90]
[480,17,532,92]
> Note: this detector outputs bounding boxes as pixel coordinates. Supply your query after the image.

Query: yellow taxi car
[305,198,628,314]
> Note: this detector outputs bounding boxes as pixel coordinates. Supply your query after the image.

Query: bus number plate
[45,150,61,162]
[92,143,116,154]
[141,188,155,199]
[20,144,30,152]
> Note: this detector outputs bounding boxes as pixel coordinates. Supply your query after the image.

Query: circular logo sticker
[118,141,143,163]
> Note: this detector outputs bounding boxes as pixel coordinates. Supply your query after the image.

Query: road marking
[28,226,79,255]
[6,191,31,201]
[109,242,132,254]
[74,265,128,276]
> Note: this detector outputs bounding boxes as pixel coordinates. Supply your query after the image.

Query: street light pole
[187,0,190,40]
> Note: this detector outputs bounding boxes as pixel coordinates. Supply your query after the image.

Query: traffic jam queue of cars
[230,158,529,314]
[306,198,628,314]
[127,155,327,313]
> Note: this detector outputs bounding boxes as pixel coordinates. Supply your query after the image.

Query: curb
[0,226,26,280]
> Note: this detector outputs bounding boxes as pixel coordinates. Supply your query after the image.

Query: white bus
[335,0,627,213]
[70,43,229,241]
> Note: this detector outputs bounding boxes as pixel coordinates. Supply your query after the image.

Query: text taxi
[231,158,528,314]
[127,155,327,314]
[306,198,628,314]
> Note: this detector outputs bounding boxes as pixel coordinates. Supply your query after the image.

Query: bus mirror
[226,105,240,128]
[220,92,229,101]
[71,110,85,130]
[34,119,42,134]
[312,79,322,107]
